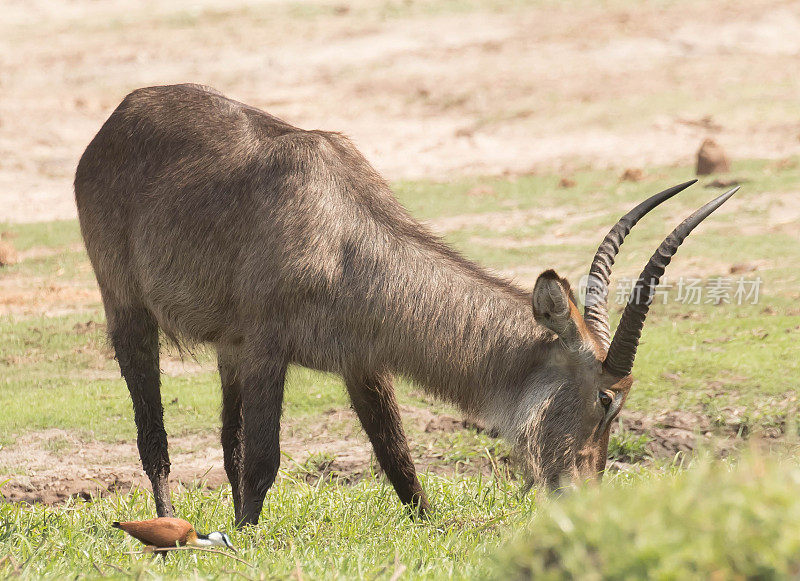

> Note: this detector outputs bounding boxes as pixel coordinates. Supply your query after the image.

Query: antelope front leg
[109,306,173,517]
[345,371,430,515]
[238,356,288,527]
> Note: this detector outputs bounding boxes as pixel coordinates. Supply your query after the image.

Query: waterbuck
[75,84,737,526]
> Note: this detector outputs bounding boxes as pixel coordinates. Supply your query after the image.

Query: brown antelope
[74,84,737,527]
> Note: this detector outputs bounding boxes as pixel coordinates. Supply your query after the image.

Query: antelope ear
[532,270,583,351]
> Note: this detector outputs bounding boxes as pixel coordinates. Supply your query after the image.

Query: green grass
[2,454,800,579]
[1,220,83,252]
[1,159,799,577]
[494,452,800,580]
[0,474,533,579]
[607,424,652,463]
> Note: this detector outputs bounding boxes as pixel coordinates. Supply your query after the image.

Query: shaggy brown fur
[76,84,624,527]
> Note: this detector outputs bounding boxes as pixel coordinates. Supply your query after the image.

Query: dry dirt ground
[2,401,785,505]
[0,405,483,505]
[2,0,800,223]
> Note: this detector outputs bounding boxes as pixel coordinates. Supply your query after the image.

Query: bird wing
[115,518,195,547]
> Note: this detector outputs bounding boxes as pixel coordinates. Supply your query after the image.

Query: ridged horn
[583,180,698,351]
[603,186,740,377]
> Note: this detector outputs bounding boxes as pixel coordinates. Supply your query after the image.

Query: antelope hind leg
[108,305,173,517]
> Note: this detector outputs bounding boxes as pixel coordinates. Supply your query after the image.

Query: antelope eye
[599,391,613,408]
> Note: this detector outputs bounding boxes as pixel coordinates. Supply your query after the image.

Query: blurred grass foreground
[494,452,800,580]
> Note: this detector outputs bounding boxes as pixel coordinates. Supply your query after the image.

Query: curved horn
[584,180,697,350]
[603,186,739,377]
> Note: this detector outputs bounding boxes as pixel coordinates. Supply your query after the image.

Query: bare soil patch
[0,280,100,318]
[1,404,778,506]
[0,244,101,317]
[614,398,798,467]
[0,405,506,505]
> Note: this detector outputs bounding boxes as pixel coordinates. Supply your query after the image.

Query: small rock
[696,138,730,175]
[620,168,644,182]
[729,262,757,274]
[0,240,18,266]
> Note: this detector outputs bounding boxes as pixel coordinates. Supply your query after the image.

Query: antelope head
[519,181,739,489]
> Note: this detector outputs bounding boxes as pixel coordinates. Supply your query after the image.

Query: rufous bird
[112,517,235,552]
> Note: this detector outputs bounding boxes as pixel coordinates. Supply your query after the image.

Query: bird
[112,517,235,552]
